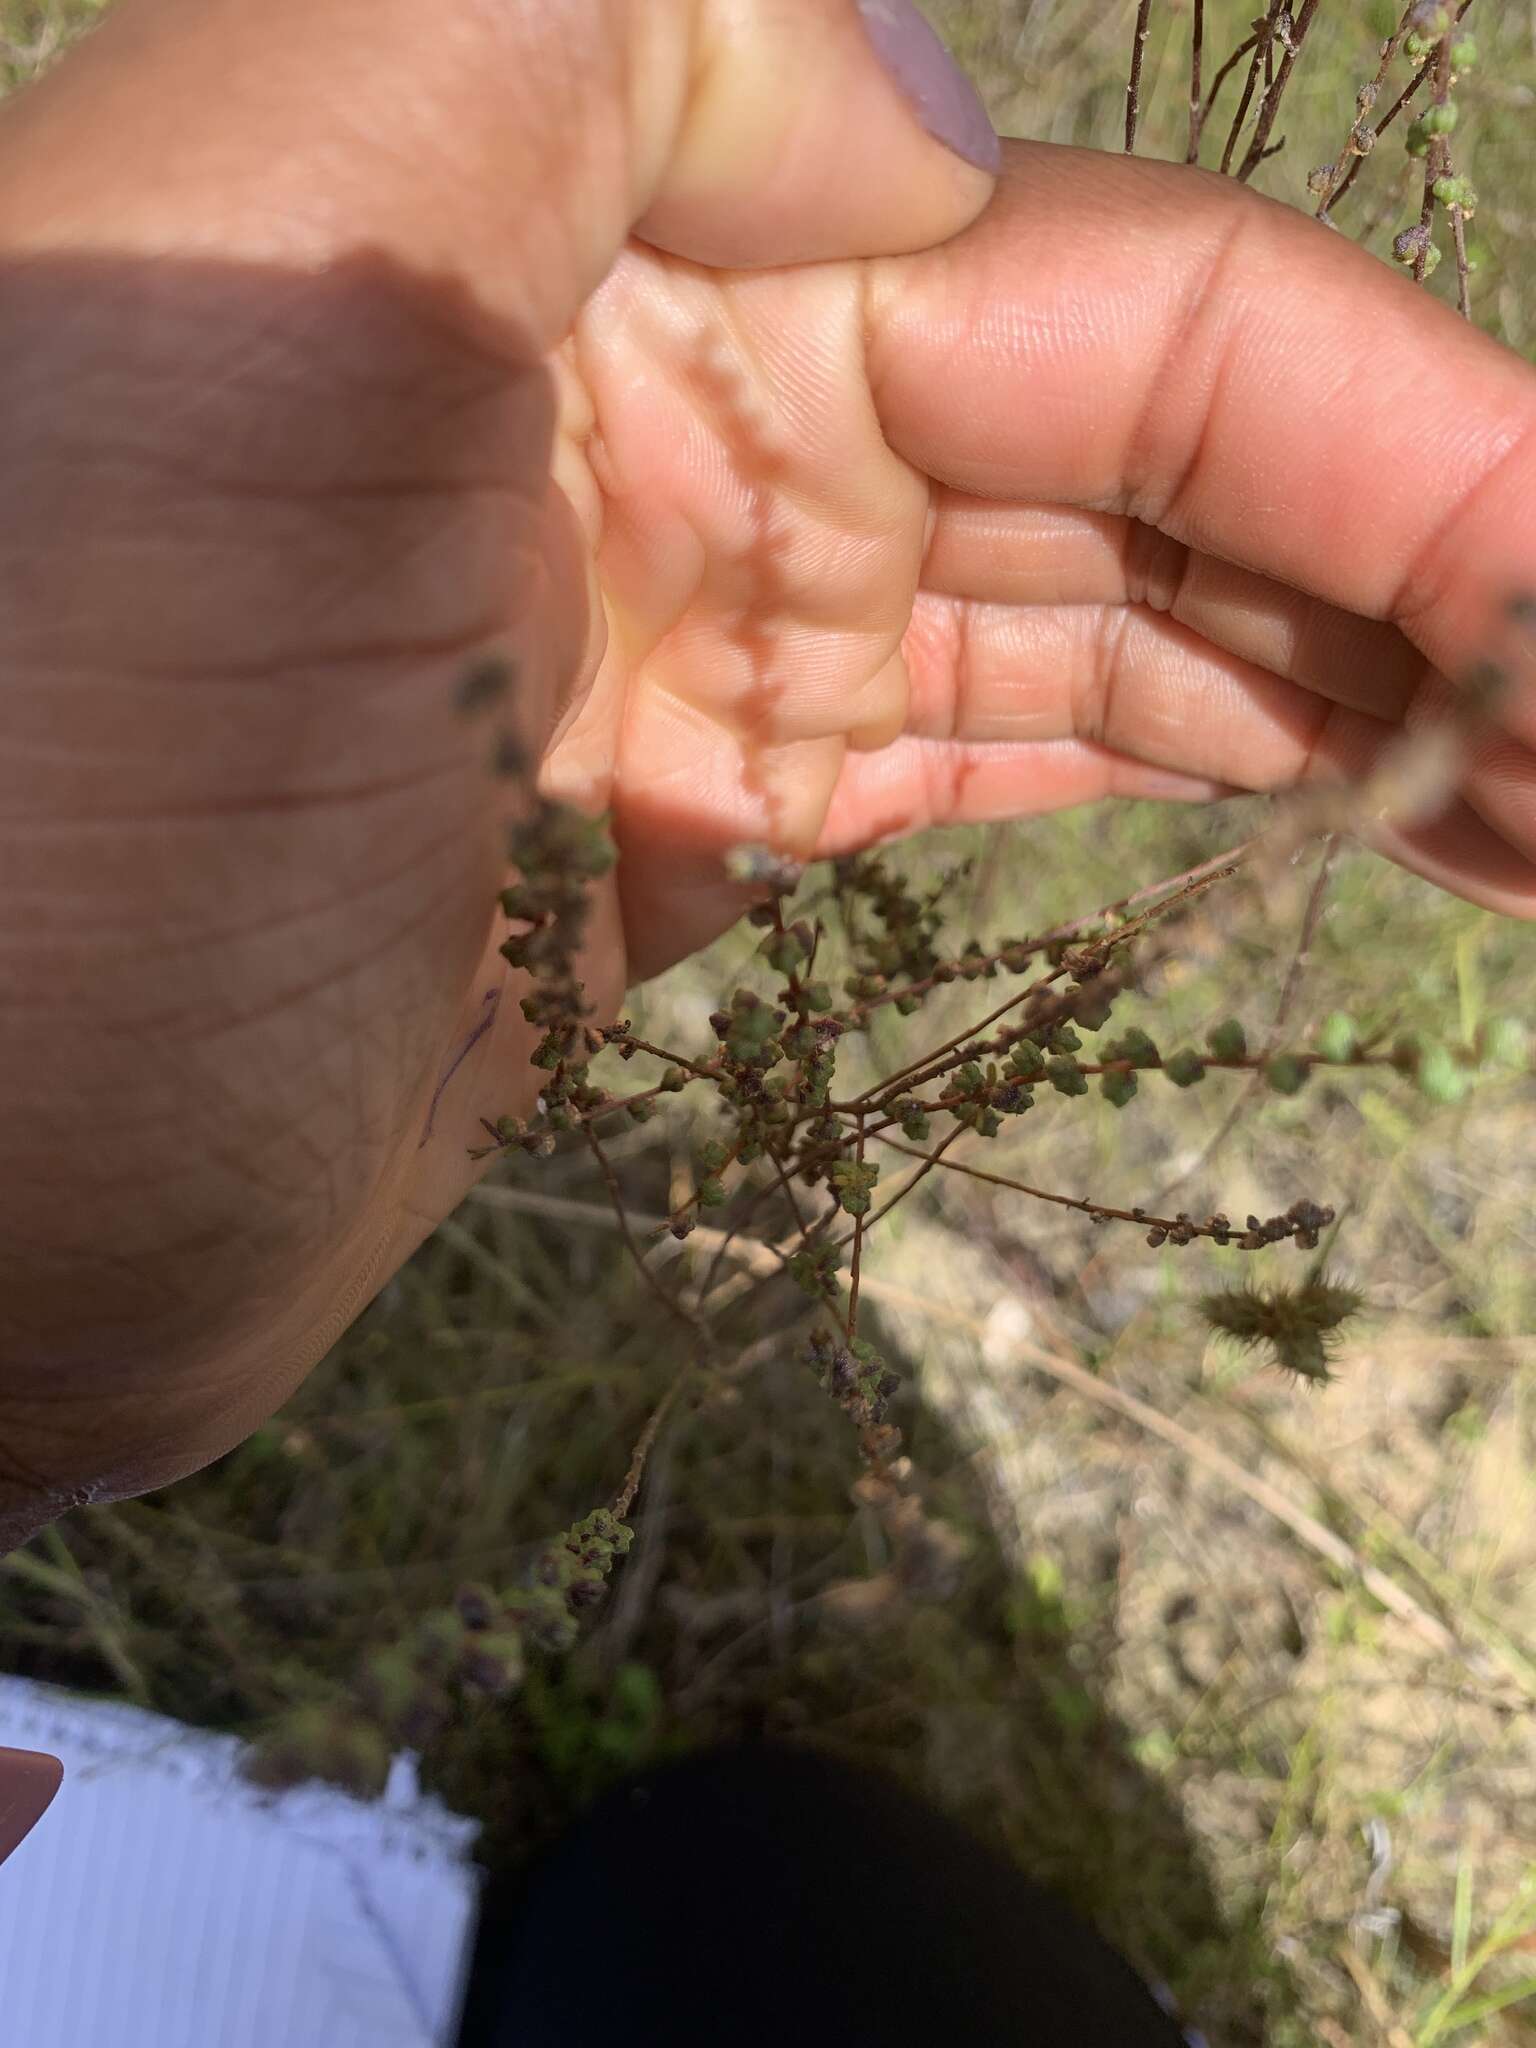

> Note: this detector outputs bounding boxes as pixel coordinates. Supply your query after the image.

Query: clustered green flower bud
[806,1328,901,1430]
[1265,1053,1310,1096]
[899,1101,932,1141]
[1101,1026,1159,1069]
[1406,100,1458,157]
[475,803,623,1155]
[1205,1018,1248,1061]
[242,1508,634,1800]
[1101,1068,1138,1109]
[1432,173,1476,215]
[835,850,945,994]
[1046,1054,1089,1097]
[829,1158,881,1216]
[1162,1048,1207,1088]
[789,1241,842,1300]
[1007,1038,1047,1083]
[757,920,814,976]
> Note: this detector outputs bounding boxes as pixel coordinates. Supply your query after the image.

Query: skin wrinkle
[1389,411,1536,632]
[1121,203,1254,537]
[1083,596,1138,753]
[7,813,481,1031]
[4,761,470,826]
[1,811,480,986]
[946,595,975,744]
[1131,522,1193,619]
[0,625,511,684]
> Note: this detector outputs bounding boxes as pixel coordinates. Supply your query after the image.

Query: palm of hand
[408,149,1535,1249]
[537,156,1536,1005]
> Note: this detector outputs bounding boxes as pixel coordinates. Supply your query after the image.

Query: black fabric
[455,1743,1188,2046]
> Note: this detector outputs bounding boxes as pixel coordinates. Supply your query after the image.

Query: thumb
[639,0,1002,266]
[0,0,998,342]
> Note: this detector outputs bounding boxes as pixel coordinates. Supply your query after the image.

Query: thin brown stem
[612,1034,718,1080]
[1450,201,1471,318]
[583,1123,712,1346]
[847,1123,966,1241]
[768,1145,810,1238]
[871,1136,1328,1250]
[848,855,1247,1115]
[611,1367,690,1520]
[1237,0,1321,184]
[1186,0,1205,162]
[1273,831,1343,1027]
[844,968,1065,1116]
[845,1120,867,1339]
[863,1045,1389,1142]
[1419,31,1455,289]
[1219,9,1272,177]
[843,836,1258,1034]
[691,1168,784,1305]
[1201,31,1258,129]
[1312,6,1413,221]
[1125,0,1154,154]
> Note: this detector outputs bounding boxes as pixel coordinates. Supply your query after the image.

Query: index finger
[866,143,1536,719]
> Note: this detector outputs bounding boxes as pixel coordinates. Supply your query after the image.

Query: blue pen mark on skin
[419,988,502,1148]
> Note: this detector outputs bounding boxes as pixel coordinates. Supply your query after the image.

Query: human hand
[1,0,1532,1543]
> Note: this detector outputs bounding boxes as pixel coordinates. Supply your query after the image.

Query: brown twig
[1236,0,1321,184]
[845,1119,867,1338]
[1186,0,1205,163]
[843,1121,966,1244]
[1125,0,1155,154]
[871,1135,1330,1251]
[839,836,1260,1038]
[1412,123,1440,283]
[611,1366,690,1520]
[583,1122,713,1345]
[1449,197,1471,318]
[1218,5,1276,176]
[1311,6,1413,222]
[1200,30,1258,139]
[841,852,1246,1116]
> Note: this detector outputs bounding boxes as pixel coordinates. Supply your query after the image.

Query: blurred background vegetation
[3,3,1536,2043]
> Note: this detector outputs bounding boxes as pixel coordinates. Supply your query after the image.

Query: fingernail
[857,0,1001,175]
[0,1746,62,1868]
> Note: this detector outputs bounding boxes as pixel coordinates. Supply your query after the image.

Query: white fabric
[0,1675,482,2047]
